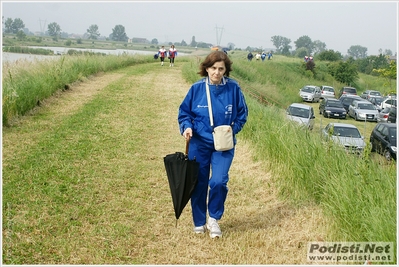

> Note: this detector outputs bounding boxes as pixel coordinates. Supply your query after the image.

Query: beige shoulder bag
[206,82,234,151]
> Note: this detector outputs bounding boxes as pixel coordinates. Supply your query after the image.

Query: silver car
[377,107,392,123]
[320,85,336,99]
[322,123,366,154]
[348,100,379,122]
[299,85,322,103]
[286,103,315,130]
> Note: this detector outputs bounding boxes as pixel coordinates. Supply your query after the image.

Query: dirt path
[3,63,330,264]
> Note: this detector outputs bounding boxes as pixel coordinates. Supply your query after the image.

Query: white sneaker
[194,225,206,234]
[207,217,222,238]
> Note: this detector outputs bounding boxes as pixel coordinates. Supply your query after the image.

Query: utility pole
[215,25,224,46]
[39,18,47,35]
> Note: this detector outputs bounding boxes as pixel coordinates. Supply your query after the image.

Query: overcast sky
[2,1,398,55]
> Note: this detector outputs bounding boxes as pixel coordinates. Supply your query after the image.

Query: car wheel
[384,149,392,161]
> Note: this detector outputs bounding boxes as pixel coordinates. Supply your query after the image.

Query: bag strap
[205,81,214,127]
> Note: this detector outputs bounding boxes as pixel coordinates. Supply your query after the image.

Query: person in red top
[168,45,177,67]
[158,46,167,66]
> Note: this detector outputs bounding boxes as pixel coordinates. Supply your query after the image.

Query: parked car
[377,107,392,123]
[381,98,397,109]
[322,123,366,154]
[348,100,379,122]
[338,95,363,113]
[286,103,315,130]
[338,86,357,98]
[320,85,336,99]
[319,98,347,119]
[387,106,397,123]
[370,122,397,161]
[299,85,322,103]
[360,90,382,100]
[369,96,385,111]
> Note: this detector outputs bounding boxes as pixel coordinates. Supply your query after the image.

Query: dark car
[338,95,363,113]
[338,86,357,98]
[319,98,347,119]
[387,107,397,123]
[370,122,397,161]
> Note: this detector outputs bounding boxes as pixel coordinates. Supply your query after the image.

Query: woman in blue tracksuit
[178,51,248,238]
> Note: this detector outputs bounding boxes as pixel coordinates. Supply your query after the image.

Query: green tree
[151,38,158,45]
[316,49,343,61]
[110,24,128,41]
[190,36,197,47]
[4,18,13,33]
[11,18,25,34]
[181,40,187,46]
[295,47,308,59]
[281,45,291,56]
[294,35,313,55]
[372,60,397,90]
[312,40,326,55]
[270,35,291,53]
[47,22,61,41]
[347,45,368,59]
[384,49,393,56]
[328,60,359,85]
[87,24,100,40]
[16,30,26,41]
[227,42,235,50]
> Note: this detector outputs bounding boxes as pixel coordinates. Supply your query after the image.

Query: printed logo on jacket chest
[225,104,233,119]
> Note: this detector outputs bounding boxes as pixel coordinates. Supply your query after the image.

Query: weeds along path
[2,63,329,264]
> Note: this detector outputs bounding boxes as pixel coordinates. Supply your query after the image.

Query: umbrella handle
[185,138,190,155]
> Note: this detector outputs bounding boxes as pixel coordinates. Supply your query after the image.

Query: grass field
[2,51,396,264]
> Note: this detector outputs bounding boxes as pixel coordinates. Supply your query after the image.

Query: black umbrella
[164,139,199,224]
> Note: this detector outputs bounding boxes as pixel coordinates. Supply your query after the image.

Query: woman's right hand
[183,128,192,140]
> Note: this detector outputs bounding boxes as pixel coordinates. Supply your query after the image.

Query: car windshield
[370,91,381,96]
[373,98,383,104]
[345,89,356,93]
[358,103,375,110]
[289,107,310,118]
[302,87,315,93]
[333,127,361,138]
[342,98,357,105]
[327,102,343,108]
[323,87,334,92]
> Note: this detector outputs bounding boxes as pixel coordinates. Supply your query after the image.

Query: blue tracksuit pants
[188,137,235,227]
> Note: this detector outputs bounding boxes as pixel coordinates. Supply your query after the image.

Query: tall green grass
[181,55,396,260]
[2,54,155,125]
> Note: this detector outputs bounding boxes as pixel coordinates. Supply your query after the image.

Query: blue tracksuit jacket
[178,77,248,145]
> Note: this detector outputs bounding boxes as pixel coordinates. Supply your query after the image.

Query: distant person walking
[158,45,167,66]
[261,52,266,62]
[268,52,273,60]
[168,45,177,67]
[247,52,253,61]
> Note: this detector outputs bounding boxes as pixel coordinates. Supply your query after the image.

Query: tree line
[2,17,396,87]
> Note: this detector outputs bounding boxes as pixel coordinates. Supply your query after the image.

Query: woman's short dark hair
[198,51,233,77]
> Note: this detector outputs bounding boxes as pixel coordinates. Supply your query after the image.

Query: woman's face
[206,61,226,85]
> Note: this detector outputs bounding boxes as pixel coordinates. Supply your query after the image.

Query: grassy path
[2,62,329,264]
